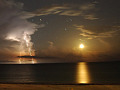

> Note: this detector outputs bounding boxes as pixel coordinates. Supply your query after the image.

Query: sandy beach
[0,84,119,90]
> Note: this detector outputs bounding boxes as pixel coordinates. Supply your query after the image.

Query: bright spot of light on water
[77,62,90,84]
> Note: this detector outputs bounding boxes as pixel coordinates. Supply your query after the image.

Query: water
[0,62,120,84]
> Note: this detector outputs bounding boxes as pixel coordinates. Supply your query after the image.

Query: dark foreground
[0,84,120,90]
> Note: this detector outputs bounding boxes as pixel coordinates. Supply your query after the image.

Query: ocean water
[0,62,120,84]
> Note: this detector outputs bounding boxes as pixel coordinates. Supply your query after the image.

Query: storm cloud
[0,0,44,58]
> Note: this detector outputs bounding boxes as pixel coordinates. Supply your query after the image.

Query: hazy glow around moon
[79,44,84,48]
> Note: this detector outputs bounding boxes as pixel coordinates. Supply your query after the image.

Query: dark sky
[0,0,120,62]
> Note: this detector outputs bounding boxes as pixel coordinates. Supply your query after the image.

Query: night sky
[0,0,120,62]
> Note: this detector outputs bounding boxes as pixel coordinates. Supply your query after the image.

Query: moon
[79,44,84,48]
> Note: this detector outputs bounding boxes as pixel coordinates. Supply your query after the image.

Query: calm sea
[0,62,120,84]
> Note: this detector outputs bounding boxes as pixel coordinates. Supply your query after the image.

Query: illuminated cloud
[0,0,44,57]
[75,25,120,39]
[32,2,98,20]
[83,14,98,20]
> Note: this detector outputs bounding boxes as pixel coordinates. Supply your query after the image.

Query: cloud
[48,41,54,49]
[32,2,98,20]
[75,25,120,39]
[83,14,99,20]
[0,0,45,58]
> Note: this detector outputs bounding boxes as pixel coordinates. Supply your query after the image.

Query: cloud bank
[0,0,44,58]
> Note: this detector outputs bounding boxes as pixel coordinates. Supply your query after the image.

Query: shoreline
[0,84,120,90]
[0,83,120,85]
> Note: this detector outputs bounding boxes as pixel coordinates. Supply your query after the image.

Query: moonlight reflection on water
[77,62,90,84]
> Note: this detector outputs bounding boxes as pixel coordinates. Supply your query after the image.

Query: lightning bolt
[18,32,35,64]
[23,32,32,56]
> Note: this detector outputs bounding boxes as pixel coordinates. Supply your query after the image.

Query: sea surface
[0,62,120,84]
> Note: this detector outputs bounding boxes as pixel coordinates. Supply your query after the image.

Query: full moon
[79,44,84,48]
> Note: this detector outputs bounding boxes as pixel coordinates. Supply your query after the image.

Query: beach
[0,84,120,90]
